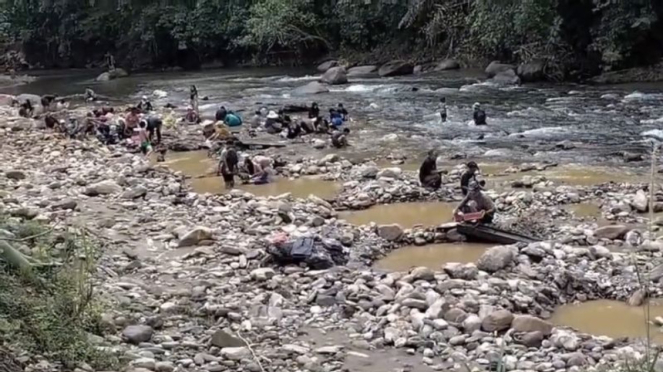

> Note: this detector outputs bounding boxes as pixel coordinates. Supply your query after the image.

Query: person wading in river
[473,102,487,125]
[440,97,447,122]
[219,142,239,189]
[419,150,442,190]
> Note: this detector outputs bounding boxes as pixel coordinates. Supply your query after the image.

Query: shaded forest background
[1,0,663,79]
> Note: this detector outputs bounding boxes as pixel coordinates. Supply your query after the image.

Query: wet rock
[122,325,154,344]
[317,60,338,72]
[589,245,611,260]
[5,170,25,180]
[377,167,402,179]
[251,268,275,281]
[211,330,247,348]
[491,69,521,85]
[53,199,77,210]
[411,266,435,281]
[293,81,329,96]
[551,330,579,351]
[96,68,128,82]
[444,308,468,323]
[519,331,544,347]
[511,315,553,336]
[556,140,575,150]
[444,263,478,280]
[402,298,428,310]
[485,61,515,78]
[84,180,122,196]
[631,189,649,212]
[132,358,156,370]
[178,227,213,248]
[622,152,644,162]
[566,352,588,367]
[347,65,378,77]
[476,246,517,273]
[435,59,460,71]
[379,61,413,77]
[593,225,628,240]
[462,315,482,333]
[481,309,514,332]
[517,60,545,82]
[377,224,403,241]
[628,289,646,307]
[155,362,175,372]
[221,347,250,360]
[122,186,148,199]
[320,67,348,85]
[360,166,379,179]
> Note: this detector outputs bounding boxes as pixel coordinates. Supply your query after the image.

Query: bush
[0,217,118,370]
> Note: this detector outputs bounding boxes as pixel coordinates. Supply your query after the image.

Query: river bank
[2,89,663,371]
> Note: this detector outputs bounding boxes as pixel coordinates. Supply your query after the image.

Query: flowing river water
[5,67,663,344]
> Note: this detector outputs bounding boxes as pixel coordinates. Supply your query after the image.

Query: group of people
[215,141,276,189]
[419,153,495,223]
[438,97,487,125]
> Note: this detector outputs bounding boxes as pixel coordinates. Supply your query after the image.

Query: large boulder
[476,246,517,273]
[491,69,521,85]
[96,68,129,82]
[510,315,553,336]
[593,225,629,240]
[317,60,338,72]
[377,224,403,241]
[122,325,154,344]
[485,61,515,78]
[631,189,649,212]
[347,65,378,77]
[517,60,545,82]
[320,67,348,85]
[434,59,460,71]
[379,61,414,77]
[178,226,213,248]
[481,309,514,332]
[84,180,122,196]
[293,81,329,96]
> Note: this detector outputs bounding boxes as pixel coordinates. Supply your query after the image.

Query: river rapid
[4,67,663,167]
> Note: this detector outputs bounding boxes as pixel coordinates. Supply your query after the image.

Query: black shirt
[419,157,437,184]
[460,170,477,195]
[147,117,162,129]
[216,108,227,121]
[474,109,486,125]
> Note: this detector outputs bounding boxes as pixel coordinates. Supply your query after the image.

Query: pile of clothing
[266,234,349,269]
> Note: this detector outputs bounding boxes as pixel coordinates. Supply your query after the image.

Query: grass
[0,215,119,370]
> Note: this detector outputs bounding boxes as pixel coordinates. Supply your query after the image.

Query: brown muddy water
[156,150,341,198]
[375,243,493,271]
[191,176,341,199]
[564,203,602,219]
[339,202,456,228]
[551,300,663,343]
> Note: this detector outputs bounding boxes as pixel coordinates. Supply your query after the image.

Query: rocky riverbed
[3,112,663,372]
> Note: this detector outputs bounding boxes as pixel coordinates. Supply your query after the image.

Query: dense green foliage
[1,0,662,77]
[0,217,118,369]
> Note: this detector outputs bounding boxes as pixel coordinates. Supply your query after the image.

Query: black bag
[291,237,315,260]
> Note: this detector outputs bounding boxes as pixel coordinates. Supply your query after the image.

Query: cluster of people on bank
[419,151,494,223]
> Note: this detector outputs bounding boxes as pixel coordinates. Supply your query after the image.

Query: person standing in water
[190,85,199,115]
[440,97,447,122]
[473,103,486,125]
[219,142,239,189]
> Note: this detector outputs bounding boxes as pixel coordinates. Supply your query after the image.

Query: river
[3,68,663,166]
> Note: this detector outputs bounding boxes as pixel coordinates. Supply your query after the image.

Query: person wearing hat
[419,149,442,190]
[454,180,495,223]
[265,110,282,134]
[138,96,153,112]
[461,161,480,196]
[473,102,486,125]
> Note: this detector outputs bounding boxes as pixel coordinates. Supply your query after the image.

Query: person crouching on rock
[219,142,239,189]
[241,156,274,185]
[146,115,163,144]
[184,106,200,124]
[419,149,442,190]
[453,181,495,224]
[331,128,350,148]
[44,113,58,129]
